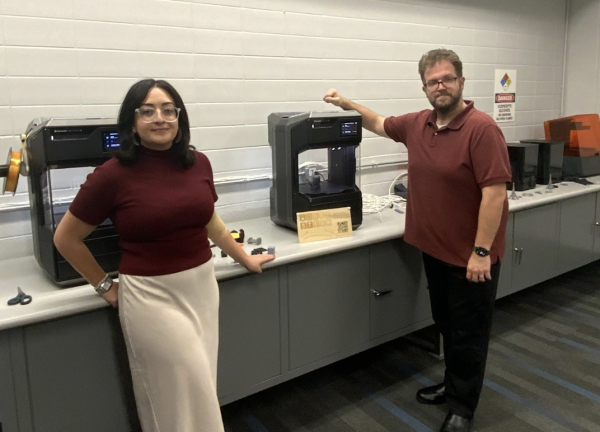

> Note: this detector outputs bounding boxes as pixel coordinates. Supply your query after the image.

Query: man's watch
[473,246,490,257]
[94,274,114,295]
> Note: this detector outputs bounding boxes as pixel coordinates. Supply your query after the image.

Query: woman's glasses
[135,106,181,123]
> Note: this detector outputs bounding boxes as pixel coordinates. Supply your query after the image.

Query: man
[323,49,511,432]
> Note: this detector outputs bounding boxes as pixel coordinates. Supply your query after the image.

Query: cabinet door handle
[595,222,600,227]
[371,289,393,297]
[518,247,524,265]
[514,247,520,265]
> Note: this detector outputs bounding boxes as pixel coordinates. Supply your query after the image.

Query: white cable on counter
[362,172,408,221]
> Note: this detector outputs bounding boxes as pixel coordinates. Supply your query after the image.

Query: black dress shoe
[440,412,472,432]
[416,383,446,405]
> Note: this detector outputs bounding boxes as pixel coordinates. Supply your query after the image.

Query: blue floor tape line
[491,348,600,404]
[388,359,437,387]
[241,409,271,432]
[484,379,588,432]
[518,362,600,404]
[559,337,600,356]
[530,298,599,321]
[348,376,434,432]
[371,394,434,432]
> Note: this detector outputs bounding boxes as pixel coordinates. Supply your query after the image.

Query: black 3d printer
[269,111,363,230]
[25,118,121,286]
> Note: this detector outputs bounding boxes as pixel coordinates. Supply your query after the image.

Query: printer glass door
[297,147,358,196]
[45,167,95,231]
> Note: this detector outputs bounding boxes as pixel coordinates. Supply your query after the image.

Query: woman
[54,79,275,432]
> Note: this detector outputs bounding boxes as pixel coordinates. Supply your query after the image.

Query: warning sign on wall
[494,70,517,123]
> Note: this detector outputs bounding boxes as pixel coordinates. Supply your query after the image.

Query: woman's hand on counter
[242,254,275,274]
[102,282,119,308]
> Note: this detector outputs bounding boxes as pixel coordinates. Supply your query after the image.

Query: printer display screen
[341,121,358,137]
[102,131,120,152]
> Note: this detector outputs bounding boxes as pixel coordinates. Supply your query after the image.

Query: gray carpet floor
[221,260,600,432]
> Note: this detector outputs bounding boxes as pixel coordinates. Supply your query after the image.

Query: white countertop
[1,176,599,331]
[505,176,600,211]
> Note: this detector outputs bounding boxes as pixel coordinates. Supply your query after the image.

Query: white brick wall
[0,0,569,259]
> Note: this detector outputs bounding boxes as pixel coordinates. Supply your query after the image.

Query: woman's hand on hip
[101,281,119,308]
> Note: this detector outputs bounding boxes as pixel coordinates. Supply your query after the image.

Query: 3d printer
[269,111,362,231]
[0,118,122,286]
[544,114,600,177]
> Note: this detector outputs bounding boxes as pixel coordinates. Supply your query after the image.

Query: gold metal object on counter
[2,147,22,195]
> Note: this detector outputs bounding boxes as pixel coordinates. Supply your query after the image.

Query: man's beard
[429,90,462,116]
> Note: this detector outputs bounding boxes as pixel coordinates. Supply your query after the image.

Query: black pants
[422,252,500,418]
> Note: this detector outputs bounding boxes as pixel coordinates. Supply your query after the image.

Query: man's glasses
[424,76,459,91]
[135,106,181,123]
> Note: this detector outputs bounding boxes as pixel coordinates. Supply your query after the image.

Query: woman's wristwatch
[94,274,114,295]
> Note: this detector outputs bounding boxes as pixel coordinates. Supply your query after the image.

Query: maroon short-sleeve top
[69,147,218,276]
[383,101,512,267]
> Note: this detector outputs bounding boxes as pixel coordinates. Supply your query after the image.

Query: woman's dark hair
[116,79,195,168]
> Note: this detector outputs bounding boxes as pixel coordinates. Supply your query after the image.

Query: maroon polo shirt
[69,148,218,276]
[383,100,512,267]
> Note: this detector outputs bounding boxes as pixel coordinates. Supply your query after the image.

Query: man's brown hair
[418,49,463,83]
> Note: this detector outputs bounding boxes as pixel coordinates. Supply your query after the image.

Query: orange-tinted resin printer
[544,114,600,177]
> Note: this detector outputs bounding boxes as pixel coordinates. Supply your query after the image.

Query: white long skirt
[118,260,225,432]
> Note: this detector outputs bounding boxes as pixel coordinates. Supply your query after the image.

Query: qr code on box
[337,221,348,233]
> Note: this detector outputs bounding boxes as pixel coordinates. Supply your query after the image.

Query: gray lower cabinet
[512,203,560,292]
[287,247,370,370]
[497,213,515,299]
[500,195,599,299]
[369,239,430,340]
[217,269,281,400]
[558,193,597,273]
[0,310,139,432]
